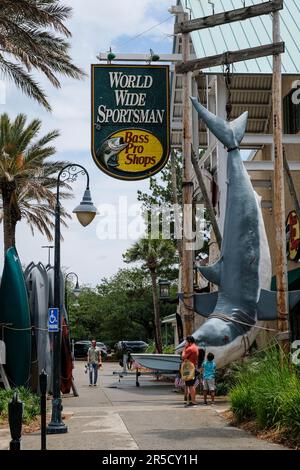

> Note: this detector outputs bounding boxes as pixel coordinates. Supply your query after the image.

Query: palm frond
[0,55,51,110]
[0,0,84,108]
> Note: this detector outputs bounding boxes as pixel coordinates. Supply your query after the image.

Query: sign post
[91,64,170,180]
[48,308,59,333]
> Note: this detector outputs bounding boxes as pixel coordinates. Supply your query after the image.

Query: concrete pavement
[18,361,285,450]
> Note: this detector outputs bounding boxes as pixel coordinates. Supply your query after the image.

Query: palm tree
[0,112,71,254]
[0,0,84,110]
[123,238,176,353]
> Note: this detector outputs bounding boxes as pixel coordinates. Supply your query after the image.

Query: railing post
[39,370,48,450]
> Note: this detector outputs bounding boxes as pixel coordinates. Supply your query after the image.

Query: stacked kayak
[24,262,52,392]
[0,250,74,393]
[47,265,73,394]
[0,248,31,387]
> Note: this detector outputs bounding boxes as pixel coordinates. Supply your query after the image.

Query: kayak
[24,262,52,391]
[47,266,73,394]
[0,248,31,387]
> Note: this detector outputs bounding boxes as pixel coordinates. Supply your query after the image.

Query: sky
[0,0,176,286]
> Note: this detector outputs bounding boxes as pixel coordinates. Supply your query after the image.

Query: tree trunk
[11,218,17,248]
[170,150,182,262]
[1,184,15,255]
[150,269,163,353]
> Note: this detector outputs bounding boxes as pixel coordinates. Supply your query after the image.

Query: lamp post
[47,164,97,434]
[42,245,54,266]
[65,272,80,311]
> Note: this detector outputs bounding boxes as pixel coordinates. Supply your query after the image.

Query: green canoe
[0,247,31,387]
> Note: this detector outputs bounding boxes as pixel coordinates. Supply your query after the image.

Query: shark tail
[190,96,248,149]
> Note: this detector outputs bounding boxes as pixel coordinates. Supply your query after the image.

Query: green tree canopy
[67,267,175,348]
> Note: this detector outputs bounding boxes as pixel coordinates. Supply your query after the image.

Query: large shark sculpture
[178,97,300,367]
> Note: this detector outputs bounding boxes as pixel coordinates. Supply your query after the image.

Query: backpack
[180,360,195,382]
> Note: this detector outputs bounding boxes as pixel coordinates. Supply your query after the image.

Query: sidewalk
[16,361,285,450]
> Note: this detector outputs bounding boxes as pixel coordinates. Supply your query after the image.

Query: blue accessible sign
[48,308,59,332]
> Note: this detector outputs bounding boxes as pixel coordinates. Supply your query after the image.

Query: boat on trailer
[131,353,181,372]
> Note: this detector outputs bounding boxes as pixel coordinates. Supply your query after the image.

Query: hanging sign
[91,64,170,180]
[286,210,300,261]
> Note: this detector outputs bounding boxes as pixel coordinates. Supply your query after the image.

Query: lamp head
[73,188,97,227]
[158,279,171,300]
[73,280,81,297]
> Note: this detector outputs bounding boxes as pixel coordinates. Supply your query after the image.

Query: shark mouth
[96,137,128,169]
[177,308,256,351]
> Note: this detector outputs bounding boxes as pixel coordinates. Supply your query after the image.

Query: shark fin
[288,290,300,309]
[197,259,222,286]
[194,292,218,317]
[257,289,277,320]
[257,288,300,320]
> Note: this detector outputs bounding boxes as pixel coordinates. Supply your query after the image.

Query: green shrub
[229,346,300,441]
[0,388,39,425]
[145,342,175,354]
[145,341,156,353]
[163,344,175,354]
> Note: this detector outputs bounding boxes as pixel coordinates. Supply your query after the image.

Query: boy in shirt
[201,352,217,405]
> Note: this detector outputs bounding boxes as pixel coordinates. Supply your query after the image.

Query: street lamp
[47,164,97,435]
[65,272,81,307]
[158,279,171,301]
[65,272,81,357]
[42,245,54,266]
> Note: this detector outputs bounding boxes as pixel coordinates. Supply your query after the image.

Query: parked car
[74,340,108,359]
[114,340,148,359]
[74,340,90,359]
[96,342,108,359]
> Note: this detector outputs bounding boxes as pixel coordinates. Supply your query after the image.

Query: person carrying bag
[181,336,199,406]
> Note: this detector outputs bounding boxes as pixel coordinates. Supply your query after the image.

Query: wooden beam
[96,53,196,62]
[181,14,195,337]
[176,42,285,74]
[272,9,289,346]
[175,0,283,34]
[244,161,300,171]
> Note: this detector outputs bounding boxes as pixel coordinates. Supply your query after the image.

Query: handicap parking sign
[48,308,59,332]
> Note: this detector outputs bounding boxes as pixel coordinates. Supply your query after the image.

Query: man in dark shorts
[182,335,199,406]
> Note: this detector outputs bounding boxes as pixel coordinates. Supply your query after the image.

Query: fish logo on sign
[91,64,170,181]
[48,308,59,332]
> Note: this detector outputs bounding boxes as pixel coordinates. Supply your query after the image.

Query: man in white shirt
[87,340,102,386]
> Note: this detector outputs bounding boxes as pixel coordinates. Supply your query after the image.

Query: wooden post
[273,9,289,350]
[181,13,194,338]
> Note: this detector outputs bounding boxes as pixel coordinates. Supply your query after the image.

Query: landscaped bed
[0,387,39,426]
[228,347,300,449]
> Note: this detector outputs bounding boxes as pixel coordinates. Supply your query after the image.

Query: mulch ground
[0,411,72,434]
[221,409,299,450]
